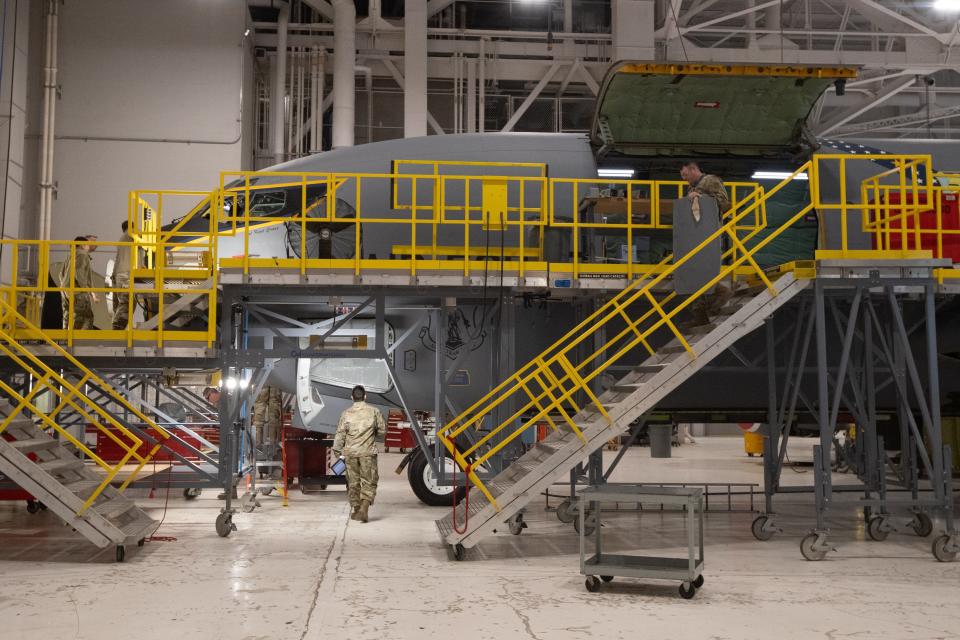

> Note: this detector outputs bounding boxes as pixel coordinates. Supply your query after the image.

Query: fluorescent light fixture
[934,0,960,11]
[597,168,635,178]
[751,171,809,181]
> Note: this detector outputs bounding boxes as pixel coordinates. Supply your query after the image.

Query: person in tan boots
[332,385,386,523]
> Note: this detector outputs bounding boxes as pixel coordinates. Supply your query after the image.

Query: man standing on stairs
[332,385,386,523]
[59,235,98,330]
[679,161,733,325]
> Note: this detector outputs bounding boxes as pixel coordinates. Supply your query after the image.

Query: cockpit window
[247,190,286,216]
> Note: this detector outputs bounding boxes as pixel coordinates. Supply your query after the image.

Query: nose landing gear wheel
[408,448,467,507]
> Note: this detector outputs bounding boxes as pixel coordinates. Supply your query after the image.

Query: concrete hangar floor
[0,437,958,640]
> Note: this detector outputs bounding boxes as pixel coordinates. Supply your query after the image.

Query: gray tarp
[672,196,721,295]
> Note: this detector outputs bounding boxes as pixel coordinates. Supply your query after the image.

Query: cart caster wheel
[25,500,40,514]
[585,576,601,593]
[556,499,576,524]
[574,511,596,537]
[751,515,775,541]
[932,535,958,563]
[137,538,146,547]
[800,533,827,561]
[693,574,704,588]
[866,516,889,542]
[319,484,328,490]
[508,515,528,536]
[452,544,465,561]
[679,582,696,599]
[912,512,934,538]
[215,512,235,538]
[600,575,614,583]
[115,545,126,563]
[183,488,201,500]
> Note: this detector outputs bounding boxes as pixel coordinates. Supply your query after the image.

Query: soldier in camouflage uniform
[333,385,386,523]
[680,161,734,324]
[112,221,133,330]
[59,235,98,330]
[253,386,283,449]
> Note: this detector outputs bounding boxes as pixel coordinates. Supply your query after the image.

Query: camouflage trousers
[112,274,130,330]
[62,293,95,329]
[253,387,282,445]
[345,455,379,507]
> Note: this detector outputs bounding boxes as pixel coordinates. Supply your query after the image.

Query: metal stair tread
[94,497,136,520]
[120,513,157,537]
[9,438,58,453]
[633,364,665,374]
[38,457,85,473]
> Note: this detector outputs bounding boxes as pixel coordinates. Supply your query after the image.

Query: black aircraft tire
[407,447,468,507]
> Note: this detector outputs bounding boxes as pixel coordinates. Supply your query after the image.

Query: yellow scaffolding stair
[0,298,174,559]
[434,155,936,555]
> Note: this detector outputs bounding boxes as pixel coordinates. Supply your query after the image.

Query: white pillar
[466,59,477,134]
[272,2,288,164]
[404,0,428,138]
[38,0,59,243]
[611,0,655,61]
[0,0,29,282]
[332,0,356,148]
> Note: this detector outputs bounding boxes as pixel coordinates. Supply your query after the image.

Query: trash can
[649,423,672,458]
[743,431,765,457]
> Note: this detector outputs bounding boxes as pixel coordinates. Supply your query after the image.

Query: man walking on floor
[332,385,386,523]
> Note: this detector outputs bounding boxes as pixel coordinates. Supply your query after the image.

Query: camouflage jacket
[691,174,731,215]
[59,251,94,290]
[333,401,386,457]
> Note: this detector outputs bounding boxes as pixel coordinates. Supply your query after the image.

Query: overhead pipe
[272,2,289,164]
[310,46,325,153]
[478,37,486,133]
[355,65,373,144]
[404,0,428,138]
[38,0,59,242]
[466,58,477,133]
[332,0,356,148]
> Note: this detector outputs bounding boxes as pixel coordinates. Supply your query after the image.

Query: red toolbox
[873,191,960,262]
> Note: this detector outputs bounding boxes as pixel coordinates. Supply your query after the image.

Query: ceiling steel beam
[501,62,563,132]
[833,104,960,135]
[816,75,916,135]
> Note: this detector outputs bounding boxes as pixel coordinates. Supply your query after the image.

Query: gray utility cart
[578,484,705,598]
